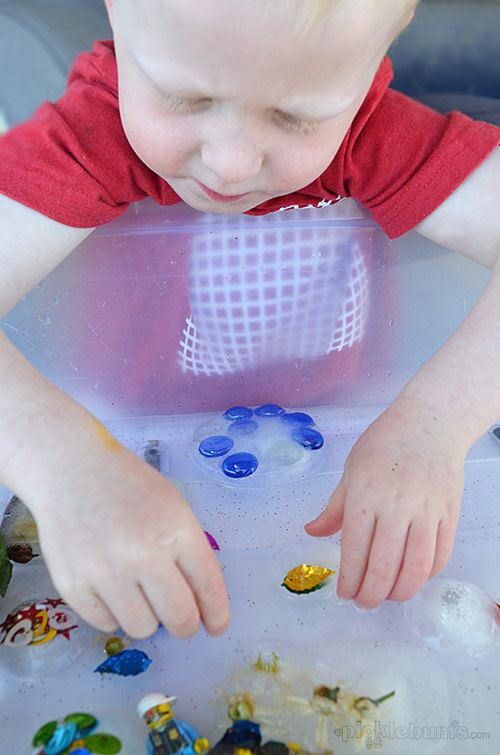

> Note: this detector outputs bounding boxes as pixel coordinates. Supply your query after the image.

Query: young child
[1,0,500,641]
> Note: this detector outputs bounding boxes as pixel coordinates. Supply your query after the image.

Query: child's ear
[103,0,114,28]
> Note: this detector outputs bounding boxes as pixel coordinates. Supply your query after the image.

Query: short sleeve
[330,86,500,238]
[0,40,179,227]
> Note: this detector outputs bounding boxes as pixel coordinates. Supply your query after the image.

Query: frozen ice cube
[403,578,500,657]
[266,439,304,468]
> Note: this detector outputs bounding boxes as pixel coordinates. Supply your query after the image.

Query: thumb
[304,475,346,537]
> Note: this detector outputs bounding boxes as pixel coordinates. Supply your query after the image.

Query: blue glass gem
[255,404,284,417]
[223,406,254,421]
[45,723,78,755]
[199,435,234,457]
[281,412,315,426]
[94,649,152,677]
[70,750,91,755]
[222,452,259,478]
[291,427,324,450]
[228,419,258,436]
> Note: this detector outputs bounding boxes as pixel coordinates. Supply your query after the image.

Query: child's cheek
[121,104,189,175]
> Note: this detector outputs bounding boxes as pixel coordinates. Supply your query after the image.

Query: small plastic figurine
[137,693,210,755]
[208,720,262,755]
[0,495,39,596]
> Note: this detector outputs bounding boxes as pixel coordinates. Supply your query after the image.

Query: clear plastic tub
[1,199,499,754]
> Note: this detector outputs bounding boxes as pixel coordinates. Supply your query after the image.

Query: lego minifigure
[137,693,209,755]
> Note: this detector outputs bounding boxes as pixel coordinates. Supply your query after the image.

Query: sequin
[94,649,152,677]
[45,723,78,755]
[82,733,122,754]
[205,531,220,551]
[282,564,334,593]
[64,713,98,737]
[32,721,58,747]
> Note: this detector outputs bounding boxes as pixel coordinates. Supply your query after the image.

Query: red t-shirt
[1,39,499,238]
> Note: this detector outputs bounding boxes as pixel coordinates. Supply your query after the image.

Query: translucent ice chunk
[0,598,94,679]
[403,578,500,657]
[228,419,258,437]
[266,439,304,467]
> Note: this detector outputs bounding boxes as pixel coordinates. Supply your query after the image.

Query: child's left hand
[305,396,465,608]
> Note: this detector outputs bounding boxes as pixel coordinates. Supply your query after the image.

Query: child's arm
[0,195,229,638]
[306,147,500,608]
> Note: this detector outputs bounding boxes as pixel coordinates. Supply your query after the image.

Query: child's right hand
[29,428,230,640]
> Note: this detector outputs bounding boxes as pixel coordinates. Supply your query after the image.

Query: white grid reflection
[179,216,368,376]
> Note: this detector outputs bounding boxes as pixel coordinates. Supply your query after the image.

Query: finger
[140,566,201,639]
[429,519,456,577]
[336,507,376,600]
[55,585,120,634]
[98,581,160,639]
[177,545,230,637]
[304,475,346,537]
[387,521,437,602]
[353,519,407,608]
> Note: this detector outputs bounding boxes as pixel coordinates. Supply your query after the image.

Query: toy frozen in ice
[137,693,210,755]
[0,597,93,678]
[403,577,500,656]
[0,531,12,597]
[208,720,262,755]
[194,405,325,484]
[0,494,40,597]
[281,682,395,753]
[220,652,313,713]
[32,711,121,754]
[0,494,40,563]
[281,565,334,594]
[214,652,314,743]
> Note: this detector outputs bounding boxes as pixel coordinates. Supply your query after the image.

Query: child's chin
[185,194,260,214]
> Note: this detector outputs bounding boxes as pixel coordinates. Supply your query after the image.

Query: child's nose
[201,131,263,185]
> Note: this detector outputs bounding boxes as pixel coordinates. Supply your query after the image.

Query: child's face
[106,0,408,214]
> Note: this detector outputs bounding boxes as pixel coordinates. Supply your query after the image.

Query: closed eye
[160,93,213,113]
[274,110,322,134]
[158,88,322,134]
